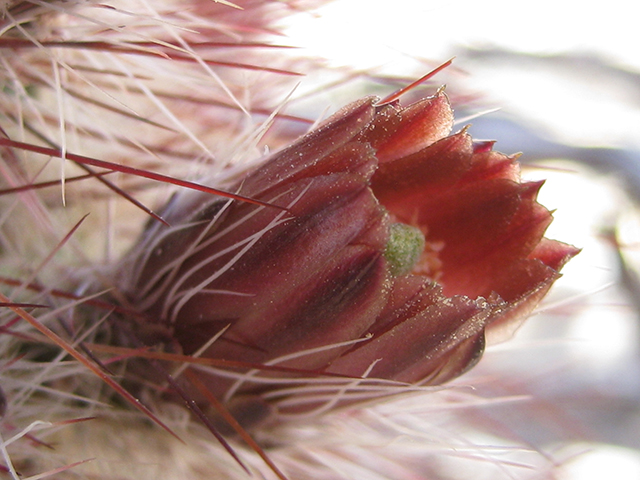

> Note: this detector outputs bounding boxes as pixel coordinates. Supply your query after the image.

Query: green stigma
[384,223,426,276]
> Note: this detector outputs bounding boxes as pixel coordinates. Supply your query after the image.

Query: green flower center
[384,223,426,276]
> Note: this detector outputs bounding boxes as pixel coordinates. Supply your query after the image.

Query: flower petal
[358,90,454,163]
[328,287,494,384]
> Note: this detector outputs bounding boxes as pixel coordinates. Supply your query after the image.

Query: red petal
[371,131,474,212]
[240,97,377,197]
[358,91,454,164]
[328,293,493,384]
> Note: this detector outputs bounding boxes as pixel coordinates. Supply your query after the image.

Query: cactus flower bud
[118,90,577,415]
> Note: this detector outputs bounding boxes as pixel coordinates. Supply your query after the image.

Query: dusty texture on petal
[359,92,455,163]
[119,90,578,413]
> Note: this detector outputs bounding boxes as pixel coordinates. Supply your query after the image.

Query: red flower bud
[118,90,577,414]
